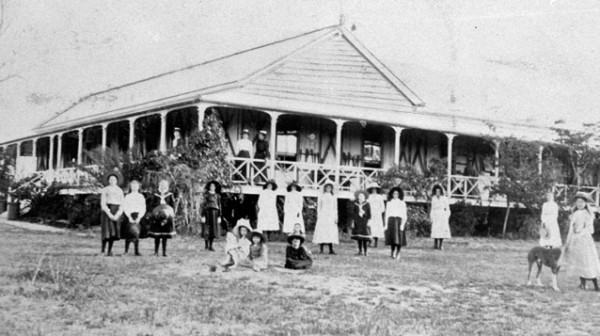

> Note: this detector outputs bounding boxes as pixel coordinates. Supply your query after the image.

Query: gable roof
[36,24,424,133]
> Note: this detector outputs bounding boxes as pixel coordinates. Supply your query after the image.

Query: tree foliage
[553,125,600,187]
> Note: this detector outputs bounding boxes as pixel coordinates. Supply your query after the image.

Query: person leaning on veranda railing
[99,169,125,256]
[559,192,600,291]
[253,130,270,183]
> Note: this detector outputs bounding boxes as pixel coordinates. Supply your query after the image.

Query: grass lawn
[1,222,600,336]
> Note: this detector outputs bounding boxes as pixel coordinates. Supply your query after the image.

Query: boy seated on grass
[285,233,313,270]
[238,230,269,272]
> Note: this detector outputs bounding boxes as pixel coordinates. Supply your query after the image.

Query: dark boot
[434,239,439,250]
[125,240,130,254]
[373,238,378,248]
[208,239,215,252]
[101,240,107,254]
[328,243,336,255]
[134,241,141,256]
[204,239,209,250]
[363,241,369,257]
[162,238,168,257]
[356,242,363,255]
[390,246,395,258]
[320,244,324,254]
[154,238,160,256]
[107,240,114,256]
[593,279,600,292]
[439,239,444,250]
[579,277,587,290]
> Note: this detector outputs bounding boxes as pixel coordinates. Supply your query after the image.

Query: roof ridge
[41,25,339,125]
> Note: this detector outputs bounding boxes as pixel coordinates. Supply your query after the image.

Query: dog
[526,246,563,292]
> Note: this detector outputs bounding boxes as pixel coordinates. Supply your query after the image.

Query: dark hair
[387,187,404,201]
[432,185,444,196]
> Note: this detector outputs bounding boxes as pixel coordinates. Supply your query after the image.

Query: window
[363,140,381,167]
[276,132,298,161]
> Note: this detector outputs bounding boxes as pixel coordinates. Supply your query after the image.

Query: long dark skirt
[202,208,220,239]
[101,204,121,241]
[385,217,407,246]
[121,213,149,240]
[285,258,313,270]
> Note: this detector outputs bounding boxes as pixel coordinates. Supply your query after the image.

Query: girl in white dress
[313,182,339,254]
[282,182,305,234]
[430,184,451,250]
[122,180,147,256]
[367,182,385,248]
[540,192,562,248]
[560,192,600,291]
[256,179,280,237]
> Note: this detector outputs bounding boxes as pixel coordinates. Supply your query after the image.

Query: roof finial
[339,14,346,27]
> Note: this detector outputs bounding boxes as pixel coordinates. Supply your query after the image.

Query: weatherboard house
[0,23,593,205]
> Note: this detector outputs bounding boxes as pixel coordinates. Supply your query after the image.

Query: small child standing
[285,234,313,270]
[239,230,269,272]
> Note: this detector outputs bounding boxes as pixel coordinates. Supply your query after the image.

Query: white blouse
[385,199,407,222]
[101,185,124,206]
[236,138,253,155]
[123,192,147,218]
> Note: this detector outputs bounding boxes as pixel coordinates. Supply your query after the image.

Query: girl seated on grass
[238,230,269,272]
[221,219,252,269]
[285,234,313,270]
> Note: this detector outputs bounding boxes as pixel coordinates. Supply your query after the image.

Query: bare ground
[1,222,600,336]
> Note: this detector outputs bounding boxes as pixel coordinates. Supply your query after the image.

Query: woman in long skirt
[351,190,372,256]
[122,180,146,256]
[256,179,279,238]
[313,181,339,254]
[430,184,451,250]
[384,186,407,260]
[147,180,176,257]
[540,192,562,248]
[366,182,385,248]
[560,192,600,291]
[282,182,305,234]
[100,169,124,256]
[202,180,222,251]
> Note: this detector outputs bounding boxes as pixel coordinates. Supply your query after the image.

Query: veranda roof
[31,23,555,143]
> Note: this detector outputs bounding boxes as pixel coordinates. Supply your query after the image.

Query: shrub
[405,205,430,238]
[449,201,489,237]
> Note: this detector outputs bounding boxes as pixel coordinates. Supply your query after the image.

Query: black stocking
[154,238,160,255]
[357,241,363,253]
[101,240,107,253]
[390,245,395,257]
[593,278,599,291]
[107,240,114,255]
[434,239,439,249]
[580,277,587,289]
[363,241,369,255]
[439,239,444,249]
[328,243,334,253]
[208,238,214,251]
[125,240,130,253]
[162,238,168,256]
[134,241,140,255]
[320,244,324,253]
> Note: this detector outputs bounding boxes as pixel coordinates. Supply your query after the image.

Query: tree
[378,157,447,213]
[553,124,600,187]
[489,137,561,237]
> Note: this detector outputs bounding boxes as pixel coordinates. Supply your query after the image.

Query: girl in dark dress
[148,180,176,257]
[202,180,222,251]
[254,130,270,182]
[351,190,372,256]
[285,234,313,270]
[99,170,124,256]
[384,187,408,260]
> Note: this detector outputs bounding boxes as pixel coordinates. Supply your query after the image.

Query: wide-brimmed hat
[103,168,124,186]
[205,180,222,193]
[232,219,252,238]
[259,130,267,136]
[286,181,302,192]
[366,182,382,193]
[263,179,278,190]
[287,233,305,244]
[250,230,266,243]
[241,129,250,134]
[572,192,593,204]
[387,186,405,201]
[174,127,181,132]
[321,180,336,194]
[431,184,445,196]
[354,189,369,201]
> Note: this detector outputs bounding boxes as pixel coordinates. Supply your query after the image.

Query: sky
[1,0,600,143]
